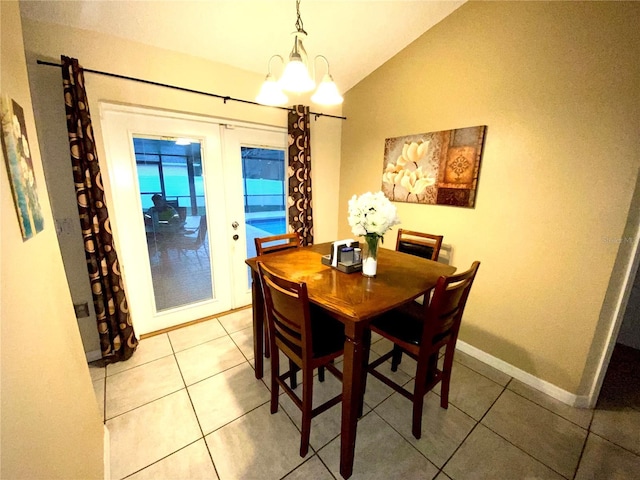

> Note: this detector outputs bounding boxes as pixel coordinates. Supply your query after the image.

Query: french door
[100,105,287,335]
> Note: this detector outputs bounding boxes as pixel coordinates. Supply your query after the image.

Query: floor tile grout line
[369,398,445,474]
[182,358,253,390]
[439,383,509,475]
[314,449,340,480]
[487,382,593,479]
[169,334,222,480]
[204,396,272,437]
[505,384,593,431]
[105,351,175,378]
[480,422,574,479]
[226,322,257,368]
[276,454,332,480]
[104,385,188,422]
[476,381,508,424]
[571,429,590,480]
[475,383,579,478]
[438,421,480,478]
[587,430,640,458]
[167,335,214,474]
[171,331,244,356]
[119,438,203,480]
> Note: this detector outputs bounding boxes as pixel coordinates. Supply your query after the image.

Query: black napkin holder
[321,242,362,273]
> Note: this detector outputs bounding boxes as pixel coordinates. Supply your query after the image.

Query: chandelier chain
[294,0,307,35]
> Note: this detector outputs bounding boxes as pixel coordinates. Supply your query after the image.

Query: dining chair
[254,232,301,256]
[257,261,344,457]
[172,215,208,267]
[254,232,301,359]
[396,228,444,261]
[367,261,480,439]
[393,229,446,366]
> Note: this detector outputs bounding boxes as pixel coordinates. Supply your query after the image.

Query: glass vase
[362,234,380,277]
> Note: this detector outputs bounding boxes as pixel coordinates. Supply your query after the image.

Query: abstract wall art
[1,94,44,240]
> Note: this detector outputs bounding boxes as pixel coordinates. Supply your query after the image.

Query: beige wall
[339,1,640,397]
[21,18,342,347]
[0,1,104,478]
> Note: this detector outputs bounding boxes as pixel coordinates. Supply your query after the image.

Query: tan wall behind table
[339,1,640,396]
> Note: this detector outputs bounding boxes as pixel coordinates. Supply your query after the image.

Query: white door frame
[99,103,285,335]
[221,125,288,307]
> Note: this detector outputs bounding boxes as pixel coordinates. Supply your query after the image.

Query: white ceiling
[20,0,464,93]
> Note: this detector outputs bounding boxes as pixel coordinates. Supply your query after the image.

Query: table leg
[340,321,366,479]
[358,328,371,417]
[251,271,264,379]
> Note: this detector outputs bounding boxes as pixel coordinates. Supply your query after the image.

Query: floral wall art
[1,94,44,240]
[382,125,486,208]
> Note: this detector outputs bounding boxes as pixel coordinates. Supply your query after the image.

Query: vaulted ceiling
[19,0,464,93]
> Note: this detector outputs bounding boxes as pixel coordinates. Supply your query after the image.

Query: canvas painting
[1,94,44,240]
[382,125,486,208]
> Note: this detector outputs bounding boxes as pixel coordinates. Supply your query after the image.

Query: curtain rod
[37,59,347,121]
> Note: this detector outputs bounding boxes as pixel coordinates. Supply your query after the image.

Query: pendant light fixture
[256,0,343,107]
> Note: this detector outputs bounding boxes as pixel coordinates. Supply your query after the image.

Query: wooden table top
[246,242,456,322]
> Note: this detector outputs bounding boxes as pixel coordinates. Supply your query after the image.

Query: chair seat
[310,304,345,357]
[371,301,424,346]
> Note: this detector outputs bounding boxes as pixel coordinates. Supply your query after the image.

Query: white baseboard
[456,340,591,408]
[86,349,102,363]
[103,425,110,480]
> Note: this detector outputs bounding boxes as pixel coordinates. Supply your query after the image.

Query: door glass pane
[134,136,212,312]
[242,146,286,267]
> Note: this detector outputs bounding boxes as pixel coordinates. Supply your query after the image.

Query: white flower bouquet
[348,191,400,275]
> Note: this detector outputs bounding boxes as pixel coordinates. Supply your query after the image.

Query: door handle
[232,221,239,230]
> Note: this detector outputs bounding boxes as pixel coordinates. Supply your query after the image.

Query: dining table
[245,242,456,479]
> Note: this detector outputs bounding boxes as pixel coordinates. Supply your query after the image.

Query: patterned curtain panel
[61,56,137,363]
[287,105,314,245]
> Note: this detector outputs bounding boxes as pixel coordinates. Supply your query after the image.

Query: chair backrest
[421,261,480,353]
[176,206,188,222]
[257,261,312,362]
[195,215,208,245]
[255,232,301,256]
[396,229,444,261]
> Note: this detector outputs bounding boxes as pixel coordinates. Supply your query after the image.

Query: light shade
[310,73,343,106]
[256,74,288,106]
[279,59,316,93]
[256,1,342,106]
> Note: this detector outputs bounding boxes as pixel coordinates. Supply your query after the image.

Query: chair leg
[412,395,425,439]
[264,317,271,358]
[411,351,430,439]
[300,367,313,457]
[440,375,450,409]
[270,346,280,414]
[440,348,455,409]
[289,359,298,389]
[391,344,403,372]
[318,366,325,382]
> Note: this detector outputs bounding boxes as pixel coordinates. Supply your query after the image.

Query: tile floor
[90,309,640,480]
